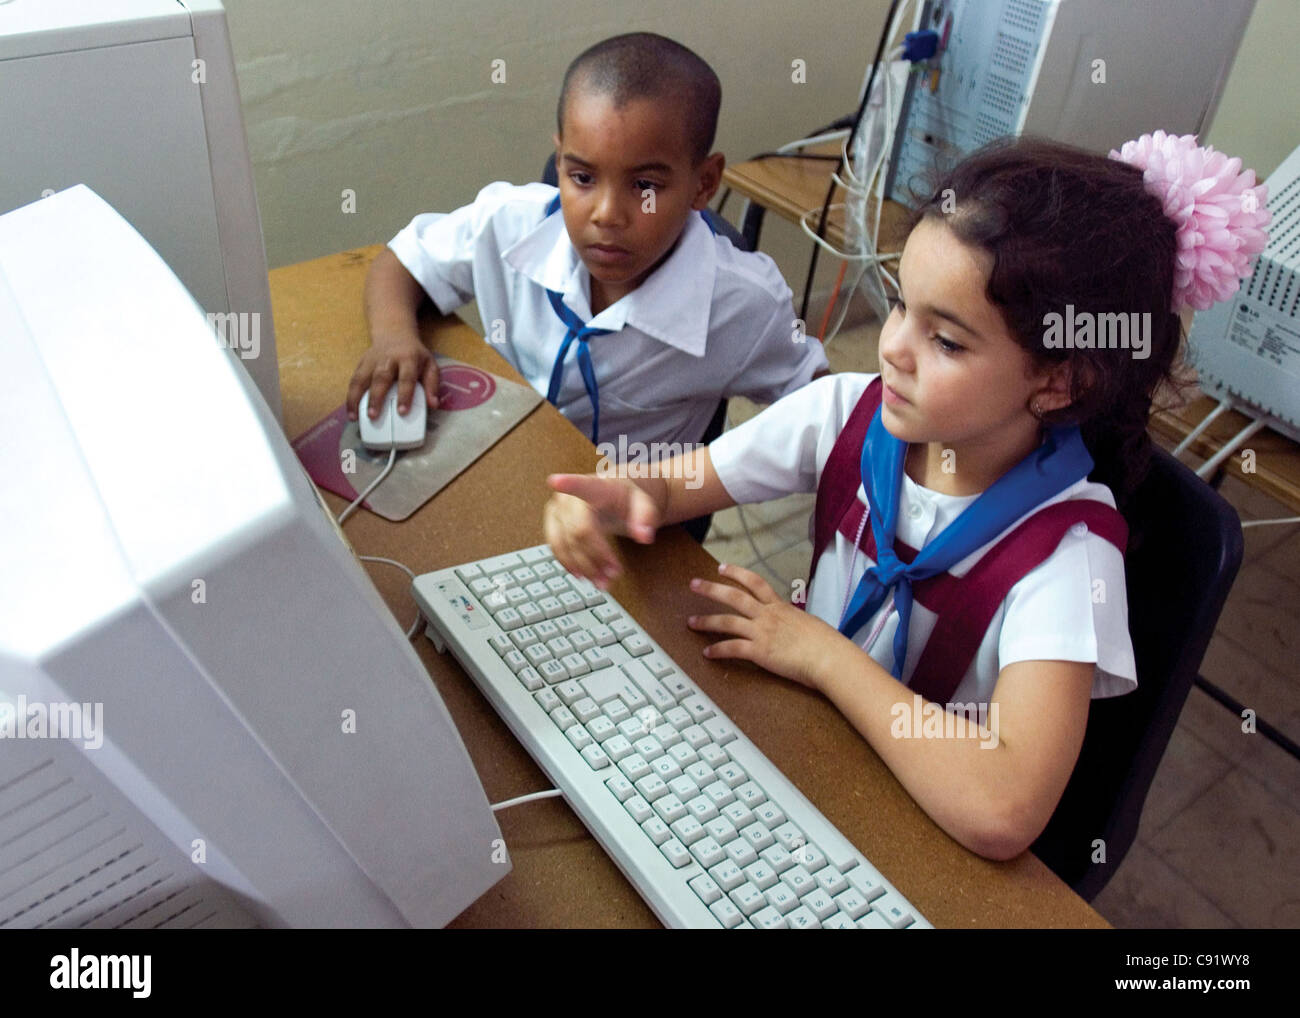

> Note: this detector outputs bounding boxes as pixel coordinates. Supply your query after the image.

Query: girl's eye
[934,335,963,354]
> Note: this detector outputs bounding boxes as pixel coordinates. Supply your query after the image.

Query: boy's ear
[552,133,563,167]
[690,152,727,211]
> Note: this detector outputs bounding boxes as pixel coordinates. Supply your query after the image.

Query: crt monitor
[0,185,506,929]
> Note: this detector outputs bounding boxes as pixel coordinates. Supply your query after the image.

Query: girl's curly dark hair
[913,136,1183,509]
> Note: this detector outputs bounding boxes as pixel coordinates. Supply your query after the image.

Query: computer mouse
[358,383,427,451]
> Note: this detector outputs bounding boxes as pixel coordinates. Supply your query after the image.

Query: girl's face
[878,217,1055,457]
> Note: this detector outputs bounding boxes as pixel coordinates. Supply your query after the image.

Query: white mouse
[358,383,428,451]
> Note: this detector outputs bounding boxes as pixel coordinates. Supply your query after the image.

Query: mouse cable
[356,555,423,638]
[337,413,398,524]
[491,788,564,813]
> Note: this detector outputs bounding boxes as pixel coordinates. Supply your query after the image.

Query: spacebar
[724,738,862,874]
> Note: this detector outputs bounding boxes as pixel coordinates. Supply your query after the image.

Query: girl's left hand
[687,563,842,691]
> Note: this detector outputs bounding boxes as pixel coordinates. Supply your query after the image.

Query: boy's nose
[591,187,628,228]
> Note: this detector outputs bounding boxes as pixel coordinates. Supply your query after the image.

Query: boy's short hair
[557,33,721,163]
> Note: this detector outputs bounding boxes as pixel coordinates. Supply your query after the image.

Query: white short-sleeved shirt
[709,372,1138,704]
[389,182,828,450]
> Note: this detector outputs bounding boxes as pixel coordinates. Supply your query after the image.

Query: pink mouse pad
[292,356,542,521]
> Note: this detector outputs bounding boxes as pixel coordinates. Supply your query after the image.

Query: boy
[346,32,827,452]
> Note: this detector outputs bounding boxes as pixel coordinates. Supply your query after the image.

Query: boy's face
[554,88,724,308]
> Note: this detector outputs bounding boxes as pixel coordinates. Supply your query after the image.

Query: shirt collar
[503,206,717,357]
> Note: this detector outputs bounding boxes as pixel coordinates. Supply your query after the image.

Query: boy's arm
[346,248,441,420]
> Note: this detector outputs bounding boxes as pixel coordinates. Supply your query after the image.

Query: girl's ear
[1031,358,1083,415]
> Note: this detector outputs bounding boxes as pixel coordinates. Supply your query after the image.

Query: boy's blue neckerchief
[839,405,1094,680]
[539,194,716,445]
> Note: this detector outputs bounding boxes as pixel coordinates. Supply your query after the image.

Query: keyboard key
[652,723,682,749]
[742,861,777,891]
[685,761,714,787]
[772,821,806,853]
[456,562,484,582]
[698,743,730,769]
[690,836,725,869]
[660,672,693,700]
[531,560,557,579]
[653,794,687,824]
[478,551,522,574]
[605,774,634,801]
[556,680,584,706]
[795,843,826,874]
[660,837,691,869]
[667,742,699,767]
[633,737,663,761]
[587,715,616,741]
[643,654,675,680]
[618,684,647,711]
[702,779,736,809]
[602,735,633,763]
[664,706,693,731]
[729,882,765,917]
[510,625,540,648]
[569,630,595,653]
[618,752,651,780]
[724,838,758,868]
[857,911,893,929]
[502,649,529,673]
[846,867,887,903]
[701,716,738,746]
[559,591,585,613]
[618,717,649,740]
[525,581,548,600]
[572,697,600,724]
[781,865,815,897]
[721,801,754,828]
[518,547,547,564]
[824,912,859,930]
[682,694,715,724]
[871,893,915,929]
[650,755,682,782]
[603,700,630,724]
[550,705,576,730]
[741,822,776,852]
[705,816,737,844]
[470,577,497,598]
[751,906,787,929]
[506,587,530,606]
[572,578,605,607]
[518,603,544,625]
[540,660,568,684]
[715,762,748,788]
[538,596,564,619]
[534,687,561,713]
[489,633,514,655]
[589,624,616,647]
[686,794,719,823]
[786,906,822,929]
[622,634,652,657]
[566,725,593,751]
[764,881,800,915]
[561,652,589,677]
[624,794,653,824]
[524,643,553,666]
[620,659,676,710]
[581,668,624,705]
[689,873,722,905]
[516,666,544,692]
[580,743,610,770]
[709,898,743,929]
[680,725,710,751]
[669,816,706,846]
[545,576,570,595]
[832,889,871,920]
[634,774,668,802]
[582,647,611,671]
[496,607,523,630]
[546,636,575,657]
[753,802,786,829]
[735,781,766,809]
[668,775,699,801]
[760,844,794,874]
[593,604,622,624]
[609,618,636,640]
[532,620,560,641]
[815,866,849,897]
[554,616,582,636]
[642,816,671,845]
[803,889,837,921]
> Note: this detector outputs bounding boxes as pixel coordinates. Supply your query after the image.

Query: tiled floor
[702,315,1300,929]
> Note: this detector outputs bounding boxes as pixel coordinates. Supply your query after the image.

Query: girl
[541,133,1270,861]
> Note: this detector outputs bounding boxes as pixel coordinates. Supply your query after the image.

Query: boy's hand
[687,563,842,690]
[346,335,440,421]
[544,473,661,589]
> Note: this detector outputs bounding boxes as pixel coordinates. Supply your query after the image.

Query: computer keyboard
[412,544,933,929]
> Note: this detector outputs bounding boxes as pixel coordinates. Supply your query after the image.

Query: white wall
[222,0,1299,296]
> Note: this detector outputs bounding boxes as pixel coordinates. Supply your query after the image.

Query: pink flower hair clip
[1110,130,1271,312]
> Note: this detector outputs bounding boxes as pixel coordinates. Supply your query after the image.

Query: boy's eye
[635,179,661,192]
[569,171,593,186]
[934,335,963,354]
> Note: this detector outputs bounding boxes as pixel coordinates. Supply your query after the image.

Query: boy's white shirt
[709,373,1138,706]
[388,181,828,449]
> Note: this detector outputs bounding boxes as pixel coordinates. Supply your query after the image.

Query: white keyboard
[412,544,932,929]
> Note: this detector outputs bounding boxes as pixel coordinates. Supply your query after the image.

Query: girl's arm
[544,446,737,587]
[687,564,1093,861]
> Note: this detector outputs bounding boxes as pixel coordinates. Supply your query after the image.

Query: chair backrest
[1031,445,1244,899]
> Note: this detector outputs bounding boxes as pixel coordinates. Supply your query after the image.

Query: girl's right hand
[543,474,661,588]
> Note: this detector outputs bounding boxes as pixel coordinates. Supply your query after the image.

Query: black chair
[540,154,749,543]
[1031,445,1244,900]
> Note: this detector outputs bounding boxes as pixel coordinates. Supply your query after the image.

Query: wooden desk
[269,244,1107,928]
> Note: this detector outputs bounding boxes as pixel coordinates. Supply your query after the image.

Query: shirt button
[1070,522,1089,537]
[906,503,924,520]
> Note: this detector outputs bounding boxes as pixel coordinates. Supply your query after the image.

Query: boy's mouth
[586,243,633,265]
[883,381,911,406]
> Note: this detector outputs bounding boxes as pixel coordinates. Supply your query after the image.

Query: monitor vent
[990,31,1033,77]
[0,758,247,929]
[1002,0,1045,35]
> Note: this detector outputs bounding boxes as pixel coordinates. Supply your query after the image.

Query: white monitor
[0,186,507,929]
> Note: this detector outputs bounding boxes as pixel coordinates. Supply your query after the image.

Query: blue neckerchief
[839,406,1094,680]
[539,195,717,445]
